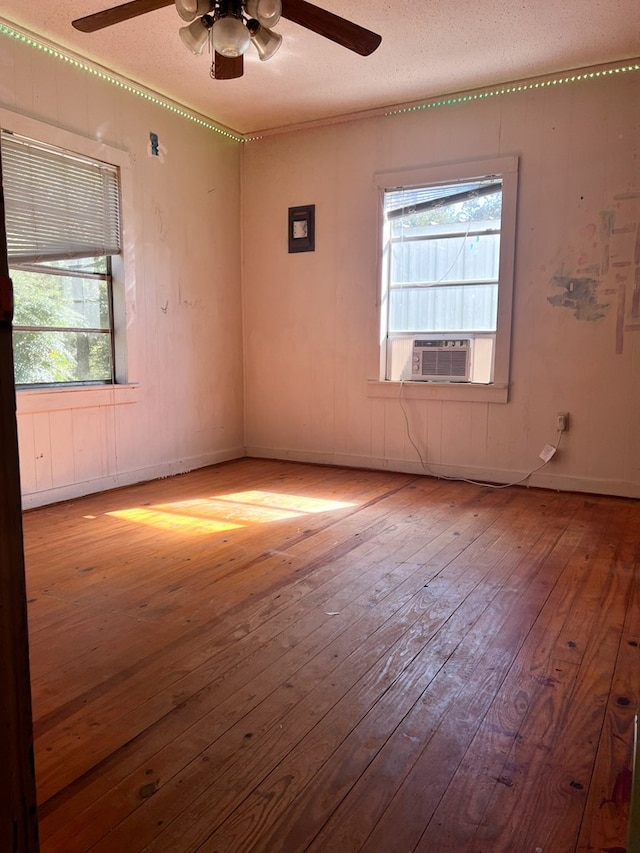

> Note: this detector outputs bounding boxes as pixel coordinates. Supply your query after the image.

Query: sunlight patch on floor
[213,490,356,514]
[106,506,244,535]
[106,489,356,534]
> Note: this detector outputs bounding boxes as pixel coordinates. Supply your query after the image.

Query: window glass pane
[389,284,498,332]
[12,270,110,330]
[28,257,108,274]
[388,185,502,235]
[13,330,113,384]
[391,232,501,285]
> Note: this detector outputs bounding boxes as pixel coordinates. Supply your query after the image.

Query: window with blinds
[1,130,122,386]
[378,158,518,387]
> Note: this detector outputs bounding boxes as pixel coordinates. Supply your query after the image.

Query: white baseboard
[21,446,246,509]
[245,446,640,500]
[22,443,640,508]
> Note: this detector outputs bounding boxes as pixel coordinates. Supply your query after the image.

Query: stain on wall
[548,271,608,320]
[548,193,640,353]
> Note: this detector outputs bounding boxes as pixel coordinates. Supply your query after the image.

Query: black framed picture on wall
[288,204,315,253]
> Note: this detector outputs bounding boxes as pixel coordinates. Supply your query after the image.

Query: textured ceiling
[0,1,639,135]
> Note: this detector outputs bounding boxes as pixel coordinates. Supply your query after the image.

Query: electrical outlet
[556,412,569,432]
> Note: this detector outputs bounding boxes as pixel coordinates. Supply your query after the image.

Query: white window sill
[16,384,139,414]
[367,379,509,403]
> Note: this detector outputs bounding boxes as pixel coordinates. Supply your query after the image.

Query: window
[11,257,114,385]
[1,131,121,387]
[376,157,518,397]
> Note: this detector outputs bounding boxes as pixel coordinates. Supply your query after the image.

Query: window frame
[2,130,121,388]
[0,109,135,403]
[10,257,116,388]
[370,156,518,403]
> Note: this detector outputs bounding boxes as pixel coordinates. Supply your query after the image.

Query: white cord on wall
[398,380,563,490]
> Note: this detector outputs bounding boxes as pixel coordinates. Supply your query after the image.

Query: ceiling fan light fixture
[244,0,281,29]
[175,0,196,22]
[247,19,282,62]
[212,15,251,57]
[179,15,212,55]
[71,0,382,83]
[175,0,212,23]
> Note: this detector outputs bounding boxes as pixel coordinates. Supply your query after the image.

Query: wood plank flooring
[22,459,639,852]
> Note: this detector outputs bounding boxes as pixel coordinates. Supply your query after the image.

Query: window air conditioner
[411,338,471,381]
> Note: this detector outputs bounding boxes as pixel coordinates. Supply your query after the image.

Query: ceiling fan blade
[280,0,381,56]
[214,52,244,80]
[72,0,174,33]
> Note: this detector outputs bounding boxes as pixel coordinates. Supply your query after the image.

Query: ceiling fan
[72,0,382,80]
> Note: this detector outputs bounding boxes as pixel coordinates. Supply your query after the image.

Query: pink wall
[0,37,245,507]
[242,70,640,497]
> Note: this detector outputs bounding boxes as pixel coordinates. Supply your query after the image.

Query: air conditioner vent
[411,338,471,381]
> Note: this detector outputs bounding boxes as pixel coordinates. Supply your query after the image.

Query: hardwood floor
[23,459,638,852]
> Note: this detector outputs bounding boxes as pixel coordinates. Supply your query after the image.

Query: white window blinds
[1,131,121,264]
